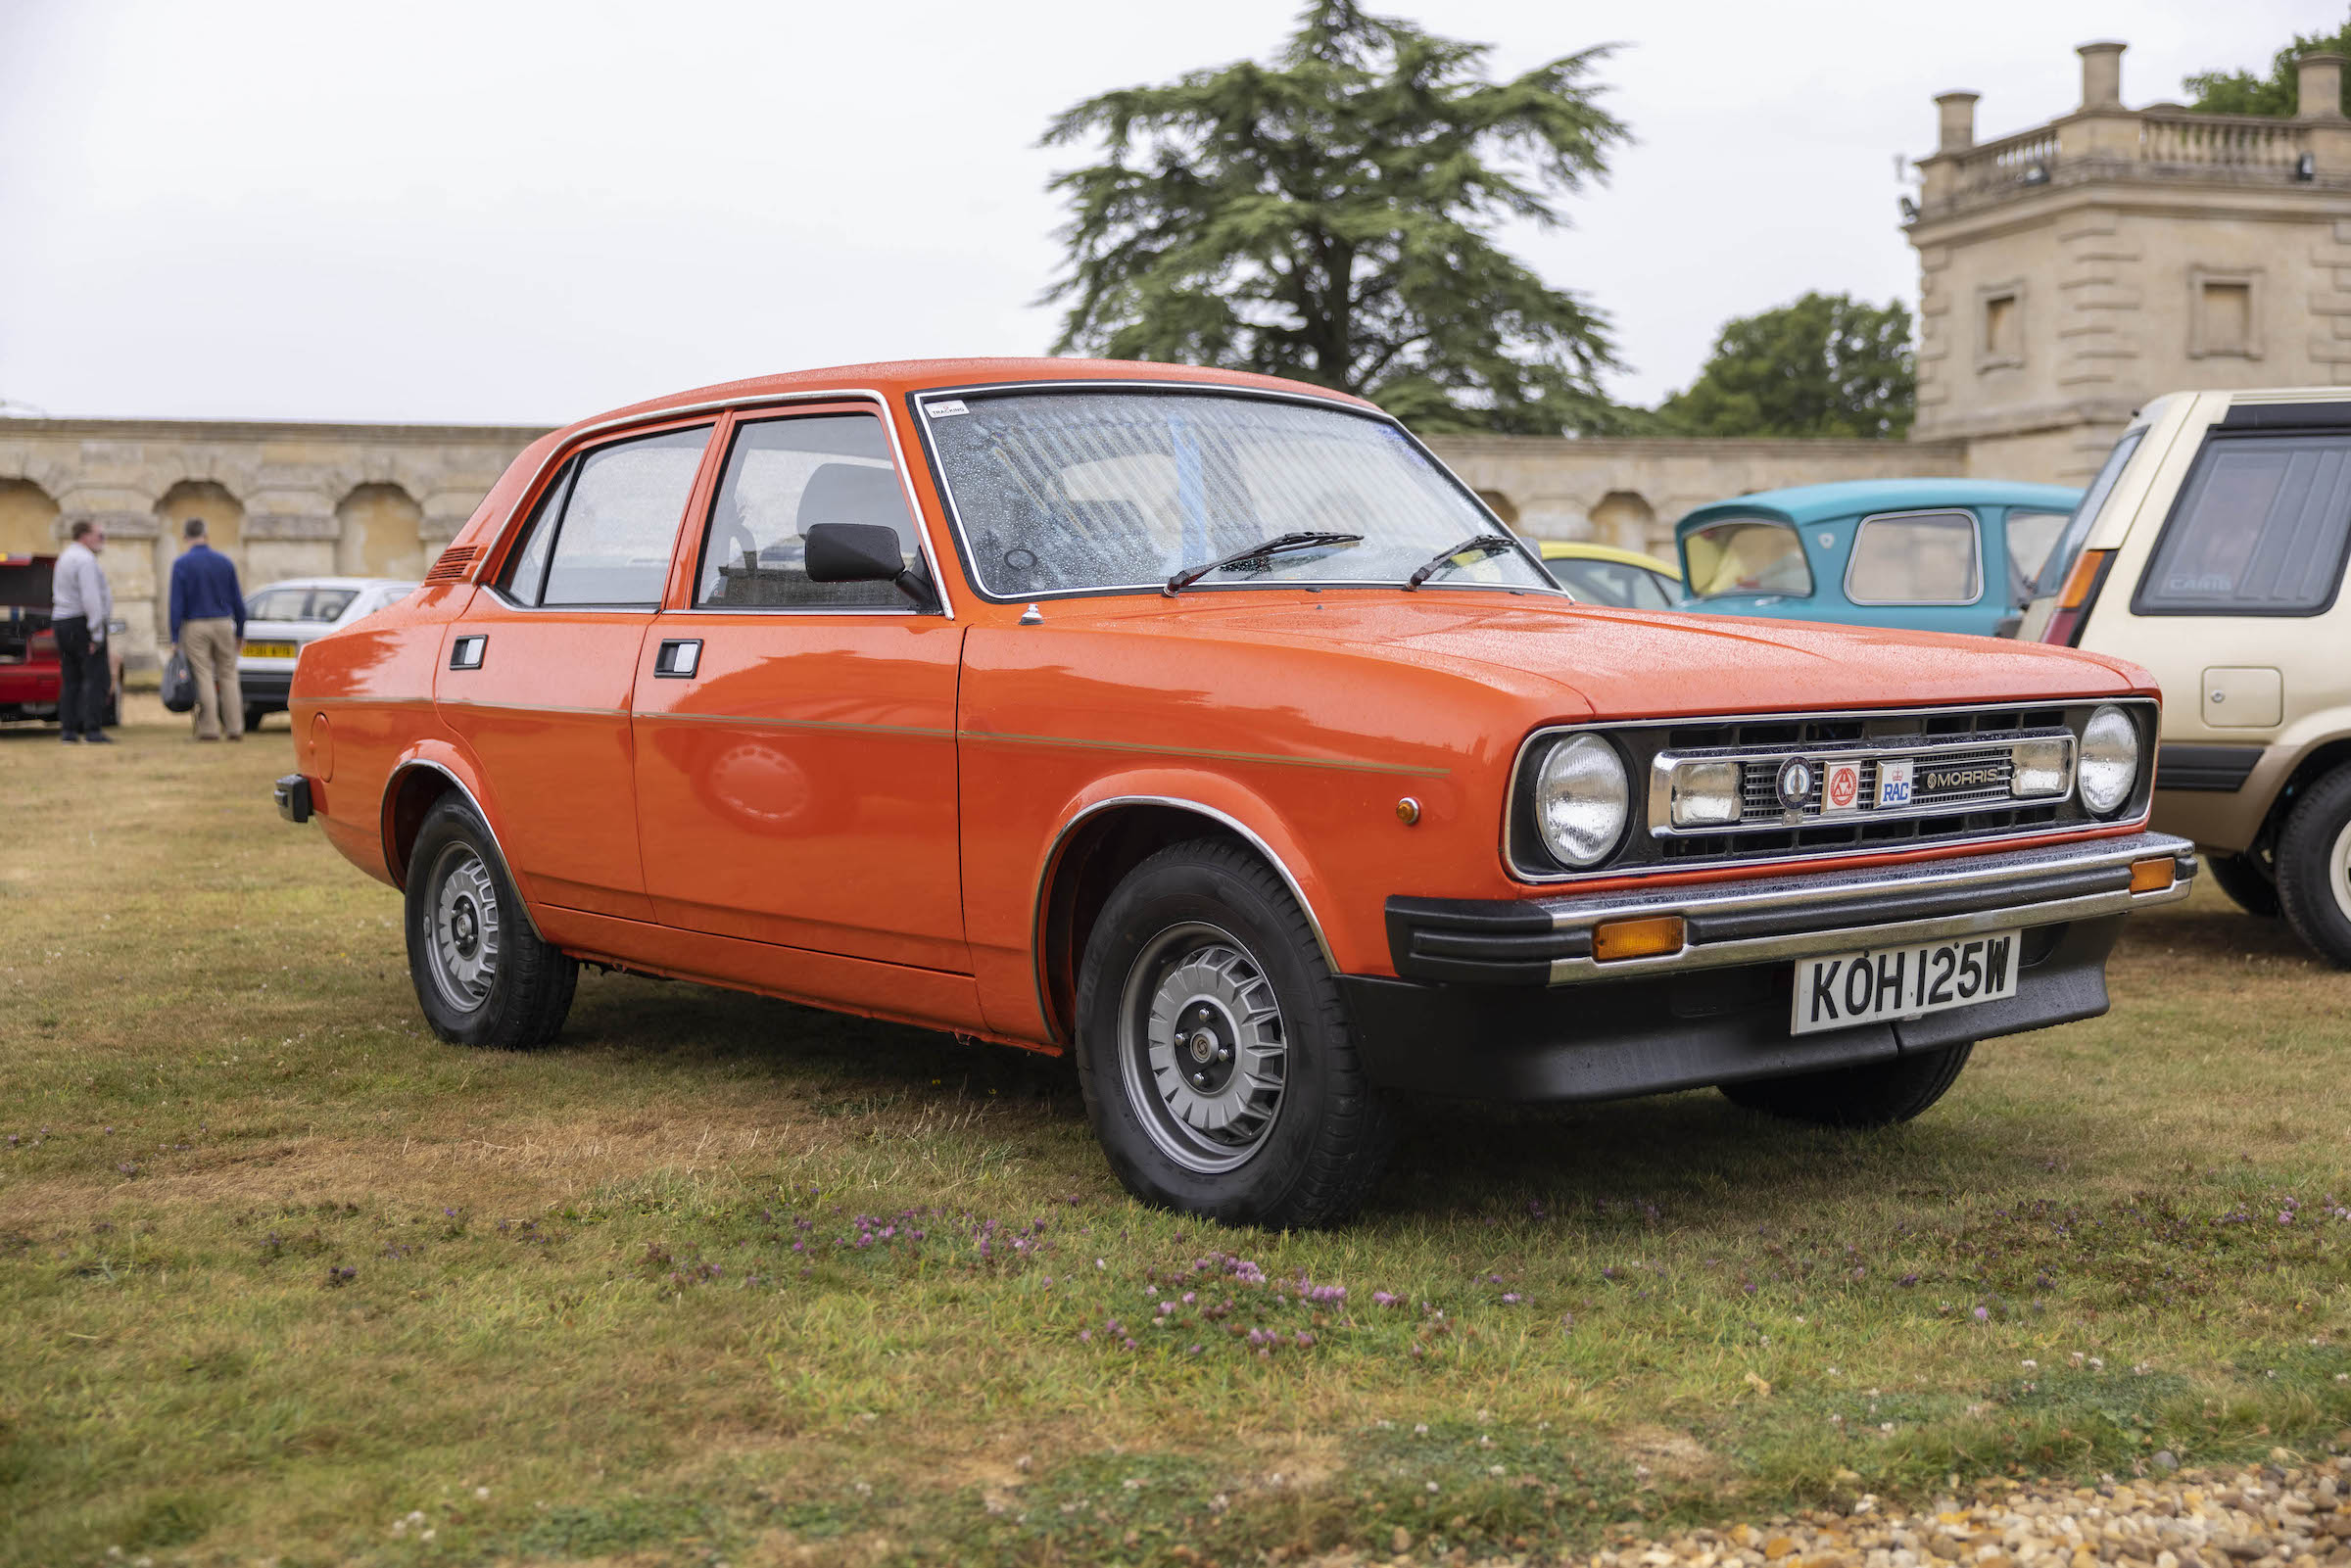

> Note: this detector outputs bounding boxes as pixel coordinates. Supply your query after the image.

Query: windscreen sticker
[926,400,969,418]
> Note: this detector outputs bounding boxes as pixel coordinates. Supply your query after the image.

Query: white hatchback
[238,577,417,731]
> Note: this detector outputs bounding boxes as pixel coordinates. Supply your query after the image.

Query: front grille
[1507,699,2158,882]
[1734,745,2017,824]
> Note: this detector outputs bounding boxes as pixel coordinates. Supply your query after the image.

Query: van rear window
[2134,433,2351,617]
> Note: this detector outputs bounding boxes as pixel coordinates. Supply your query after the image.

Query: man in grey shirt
[51,518,115,744]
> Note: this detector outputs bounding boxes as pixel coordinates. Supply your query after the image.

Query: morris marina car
[2020,388,2351,969]
[274,358,2194,1228]
[1677,480,2082,640]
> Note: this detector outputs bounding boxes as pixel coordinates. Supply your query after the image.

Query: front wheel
[1074,839,1392,1229]
[2277,766,2351,969]
[405,795,578,1047]
[1720,1042,1974,1127]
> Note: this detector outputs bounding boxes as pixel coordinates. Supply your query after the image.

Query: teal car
[1675,479,2083,639]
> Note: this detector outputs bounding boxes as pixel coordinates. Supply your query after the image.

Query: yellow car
[1535,541,1682,608]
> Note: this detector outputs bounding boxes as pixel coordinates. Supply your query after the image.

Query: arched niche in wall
[0,479,61,556]
[1588,490,1657,553]
[335,483,427,579]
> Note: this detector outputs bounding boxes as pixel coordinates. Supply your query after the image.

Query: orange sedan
[275,358,2194,1227]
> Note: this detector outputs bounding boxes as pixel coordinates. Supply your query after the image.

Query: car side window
[496,457,577,605]
[2134,433,2351,617]
[1845,509,1982,605]
[693,413,922,610]
[540,427,714,606]
[2002,509,2069,602]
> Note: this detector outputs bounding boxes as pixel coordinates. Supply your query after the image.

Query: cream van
[2021,389,2351,967]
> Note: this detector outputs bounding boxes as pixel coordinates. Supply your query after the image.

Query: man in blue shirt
[169,518,247,741]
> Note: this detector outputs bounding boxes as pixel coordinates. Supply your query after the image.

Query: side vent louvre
[424,545,481,584]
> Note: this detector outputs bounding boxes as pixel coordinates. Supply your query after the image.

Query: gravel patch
[1312,1450,2351,1567]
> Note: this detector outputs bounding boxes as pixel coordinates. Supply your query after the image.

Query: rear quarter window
[1684,518,1812,597]
[2133,433,2351,616]
[1844,509,1982,605]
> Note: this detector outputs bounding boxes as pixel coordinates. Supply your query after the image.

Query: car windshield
[1681,517,1813,598]
[2033,430,2144,599]
[920,389,1555,597]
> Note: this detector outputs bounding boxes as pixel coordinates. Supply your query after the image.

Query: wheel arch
[1032,788,1338,1049]
[2251,734,2351,864]
[381,749,549,942]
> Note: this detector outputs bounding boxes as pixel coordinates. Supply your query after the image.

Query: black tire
[1073,838,1392,1229]
[2276,765,2351,970]
[244,704,266,734]
[404,795,577,1047]
[1720,1042,1974,1127]
[2205,852,2281,919]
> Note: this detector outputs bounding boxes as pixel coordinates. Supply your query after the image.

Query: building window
[1977,280,2026,371]
[2189,267,2263,360]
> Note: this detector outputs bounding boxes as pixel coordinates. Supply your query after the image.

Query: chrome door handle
[653,639,701,678]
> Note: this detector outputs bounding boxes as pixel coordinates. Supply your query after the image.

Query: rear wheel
[2277,765,2351,969]
[2205,852,2280,918]
[1074,839,1391,1229]
[1720,1042,1973,1127]
[405,795,577,1046]
[244,704,267,734]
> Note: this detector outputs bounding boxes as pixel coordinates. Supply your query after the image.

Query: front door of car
[629,405,968,974]
[436,420,717,922]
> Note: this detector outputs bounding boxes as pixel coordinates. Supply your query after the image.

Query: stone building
[1908,41,2351,481]
[11,35,2351,663]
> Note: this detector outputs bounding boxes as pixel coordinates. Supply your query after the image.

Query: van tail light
[2040,548,2115,646]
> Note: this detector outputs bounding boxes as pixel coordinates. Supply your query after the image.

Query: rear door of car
[435,418,718,921]
[627,401,969,974]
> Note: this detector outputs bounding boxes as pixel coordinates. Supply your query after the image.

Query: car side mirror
[803,522,939,612]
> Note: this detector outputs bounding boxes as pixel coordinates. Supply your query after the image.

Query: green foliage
[1040,0,1638,435]
[2183,13,2351,117]
[1656,292,1915,440]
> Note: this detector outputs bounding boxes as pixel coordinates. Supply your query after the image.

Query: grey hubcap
[1118,922,1288,1173]
[425,843,501,1013]
[2330,817,2351,923]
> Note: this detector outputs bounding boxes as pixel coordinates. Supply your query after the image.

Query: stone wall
[0,417,548,665]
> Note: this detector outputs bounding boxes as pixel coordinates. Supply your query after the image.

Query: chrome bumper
[1386,831,2196,986]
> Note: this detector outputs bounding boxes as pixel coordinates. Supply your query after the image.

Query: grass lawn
[4,701,2349,1567]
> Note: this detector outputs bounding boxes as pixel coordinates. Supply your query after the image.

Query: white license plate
[1790,932,2020,1035]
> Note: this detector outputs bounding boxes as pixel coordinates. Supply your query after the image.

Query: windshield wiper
[1163,531,1364,595]
[1404,534,1520,590]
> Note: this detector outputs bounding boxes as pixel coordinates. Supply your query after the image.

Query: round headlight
[2078,703,2139,816]
[1533,734,1629,867]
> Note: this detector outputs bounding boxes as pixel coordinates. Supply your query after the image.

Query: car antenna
[1019,603,1043,626]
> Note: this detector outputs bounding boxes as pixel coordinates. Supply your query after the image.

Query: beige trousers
[180,618,244,739]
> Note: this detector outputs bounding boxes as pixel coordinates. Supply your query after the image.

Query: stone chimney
[2078,41,2126,110]
[1936,92,1980,153]
[2298,52,2346,120]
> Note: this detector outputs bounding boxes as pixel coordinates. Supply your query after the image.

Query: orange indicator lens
[2129,857,2176,894]
[1593,915,1686,963]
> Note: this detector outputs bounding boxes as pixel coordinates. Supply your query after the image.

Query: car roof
[556,356,1377,444]
[1536,540,1682,579]
[1675,478,2084,532]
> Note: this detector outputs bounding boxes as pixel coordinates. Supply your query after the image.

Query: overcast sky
[0,0,2334,426]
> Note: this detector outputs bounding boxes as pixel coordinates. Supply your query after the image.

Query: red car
[276,359,2197,1228]
[0,554,122,727]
